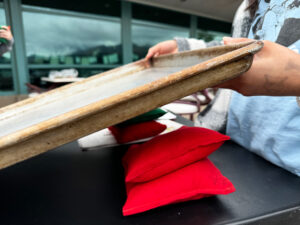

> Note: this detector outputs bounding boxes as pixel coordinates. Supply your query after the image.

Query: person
[0,25,14,56]
[146,0,300,176]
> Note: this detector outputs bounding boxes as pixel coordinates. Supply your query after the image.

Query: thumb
[223,37,251,45]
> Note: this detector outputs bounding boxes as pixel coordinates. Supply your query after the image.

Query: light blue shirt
[227,0,300,176]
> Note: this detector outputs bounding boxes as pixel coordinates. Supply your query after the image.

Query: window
[132,21,189,60]
[197,16,231,34]
[0,69,13,91]
[132,3,190,60]
[195,15,231,43]
[132,3,189,27]
[23,11,121,66]
[197,29,229,42]
[22,6,121,87]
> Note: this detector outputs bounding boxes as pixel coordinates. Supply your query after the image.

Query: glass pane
[0,8,11,64]
[132,22,189,61]
[197,30,229,42]
[28,68,111,90]
[23,11,121,65]
[0,69,14,91]
[132,3,189,27]
[197,16,231,34]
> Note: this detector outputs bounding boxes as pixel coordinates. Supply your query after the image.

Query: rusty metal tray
[0,41,263,169]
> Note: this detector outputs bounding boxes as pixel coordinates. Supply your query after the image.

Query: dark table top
[1,121,300,225]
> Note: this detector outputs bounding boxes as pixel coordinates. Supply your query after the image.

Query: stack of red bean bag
[121,126,234,216]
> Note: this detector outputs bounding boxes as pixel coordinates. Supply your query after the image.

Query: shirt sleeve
[174,37,222,52]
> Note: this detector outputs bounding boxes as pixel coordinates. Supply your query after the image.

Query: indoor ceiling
[126,0,243,22]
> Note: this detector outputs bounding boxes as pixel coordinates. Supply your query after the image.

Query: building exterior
[0,0,231,95]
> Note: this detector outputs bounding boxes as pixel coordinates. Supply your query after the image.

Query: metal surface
[0,41,263,169]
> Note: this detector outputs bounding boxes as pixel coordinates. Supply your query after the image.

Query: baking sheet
[0,67,184,138]
[0,41,263,169]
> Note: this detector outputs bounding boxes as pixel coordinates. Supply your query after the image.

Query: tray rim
[0,41,263,150]
[0,57,254,169]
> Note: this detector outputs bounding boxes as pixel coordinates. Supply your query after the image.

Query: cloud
[23,12,121,56]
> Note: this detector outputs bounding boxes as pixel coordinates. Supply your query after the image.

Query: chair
[162,88,216,121]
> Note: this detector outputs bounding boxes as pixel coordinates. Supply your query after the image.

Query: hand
[145,40,178,60]
[217,37,300,96]
[0,26,13,41]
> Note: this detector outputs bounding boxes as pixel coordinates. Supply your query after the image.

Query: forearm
[263,52,300,96]
[219,39,300,96]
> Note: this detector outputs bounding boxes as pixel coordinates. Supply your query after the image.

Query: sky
[0,9,190,58]
[23,11,121,56]
[23,11,189,57]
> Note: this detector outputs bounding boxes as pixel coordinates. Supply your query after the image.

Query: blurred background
[0,0,241,105]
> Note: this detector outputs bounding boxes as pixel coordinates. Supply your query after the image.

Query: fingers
[0,30,11,35]
[0,33,9,39]
[1,26,8,30]
[145,48,155,60]
[0,30,12,40]
[223,37,251,45]
[146,45,161,60]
